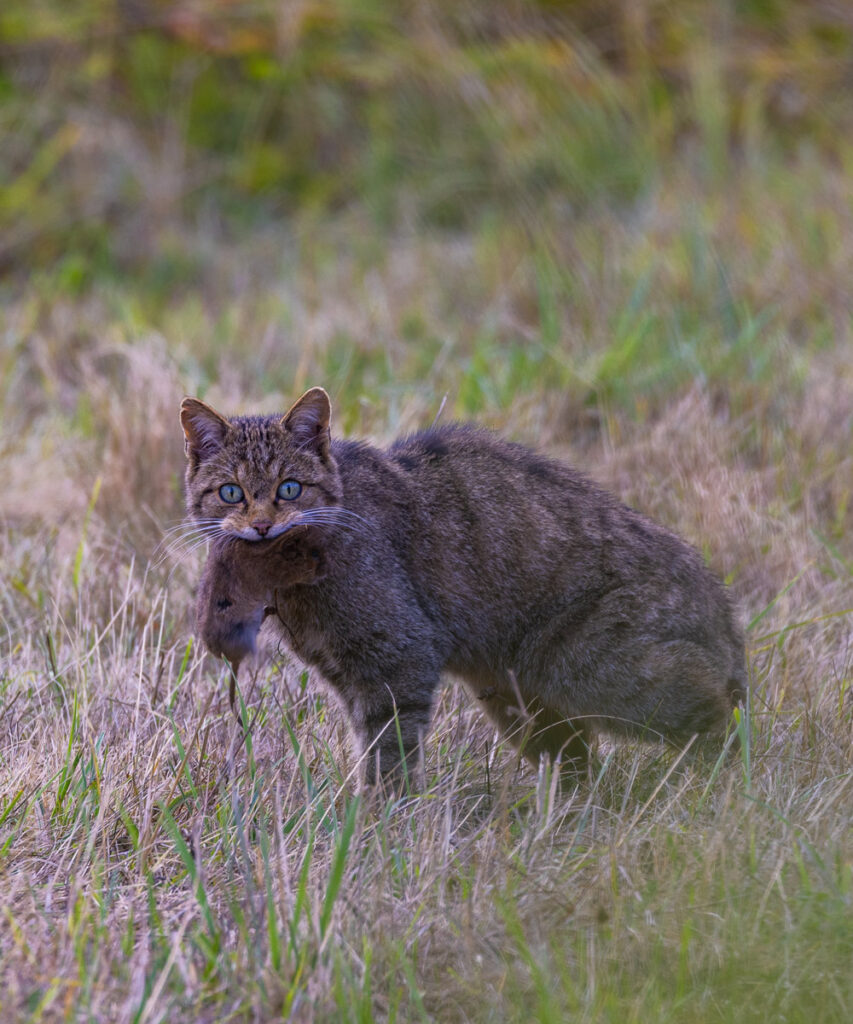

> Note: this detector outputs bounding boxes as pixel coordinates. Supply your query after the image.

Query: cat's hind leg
[597,639,739,744]
[465,680,591,776]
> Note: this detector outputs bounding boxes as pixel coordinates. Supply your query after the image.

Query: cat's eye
[277,480,302,501]
[219,483,244,504]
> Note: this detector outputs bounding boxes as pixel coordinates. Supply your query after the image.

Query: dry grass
[1,150,852,1022]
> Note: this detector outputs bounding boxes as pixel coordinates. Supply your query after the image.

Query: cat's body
[181,388,745,783]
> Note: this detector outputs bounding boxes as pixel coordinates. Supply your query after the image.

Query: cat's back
[334,424,620,622]
[383,423,632,555]
[332,424,588,532]
[385,423,599,507]
[375,425,735,643]
[386,425,723,581]
[334,424,731,595]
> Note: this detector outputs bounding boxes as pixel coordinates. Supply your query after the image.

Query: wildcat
[181,387,746,784]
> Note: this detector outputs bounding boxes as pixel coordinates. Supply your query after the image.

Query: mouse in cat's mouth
[195,527,325,667]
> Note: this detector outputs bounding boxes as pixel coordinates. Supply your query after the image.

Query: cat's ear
[282,387,332,459]
[180,398,230,461]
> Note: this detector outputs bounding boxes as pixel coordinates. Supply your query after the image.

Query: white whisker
[160,518,224,536]
[297,506,372,530]
[157,525,224,556]
[291,517,366,535]
[327,506,370,521]
[156,522,224,549]
[154,523,228,566]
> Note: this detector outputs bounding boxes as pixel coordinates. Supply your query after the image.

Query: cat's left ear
[180,397,230,461]
[282,387,332,460]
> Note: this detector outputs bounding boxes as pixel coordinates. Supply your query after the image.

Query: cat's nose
[251,520,272,537]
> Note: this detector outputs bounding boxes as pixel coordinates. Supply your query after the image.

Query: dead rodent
[195,526,324,672]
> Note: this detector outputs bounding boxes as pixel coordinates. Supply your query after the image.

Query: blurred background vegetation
[1,0,852,540]
[2,0,851,294]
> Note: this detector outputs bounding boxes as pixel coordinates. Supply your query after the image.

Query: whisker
[155,521,224,547]
[296,514,362,525]
[154,526,227,566]
[161,518,224,535]
[293,513,366,534]
[157,530,220,552]
[164,536,219,564]
[167,523,226,536]
[164,519,225,533]
[156,504,373,566]
[156,525,224,557]
[186,535,219,555]
[296,523,361,535]
[297,506,372,529]
[326,505,370,521]
[296,514,362,524]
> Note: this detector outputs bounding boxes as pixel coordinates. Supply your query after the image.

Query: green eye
[277,480,302,501]
[219,483,244,504]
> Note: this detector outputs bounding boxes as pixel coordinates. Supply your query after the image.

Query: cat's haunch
[182,387,746,788]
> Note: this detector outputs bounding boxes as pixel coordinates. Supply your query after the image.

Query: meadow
[1,2,852,1021]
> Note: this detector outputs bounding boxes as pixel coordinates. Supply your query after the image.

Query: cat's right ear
[180,398,230,461]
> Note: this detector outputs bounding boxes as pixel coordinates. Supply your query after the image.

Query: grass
[1,18,853,1020]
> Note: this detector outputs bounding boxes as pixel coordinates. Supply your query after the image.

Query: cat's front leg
[354,685,438,791]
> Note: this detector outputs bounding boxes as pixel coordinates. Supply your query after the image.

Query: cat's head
[180,387,343,542]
